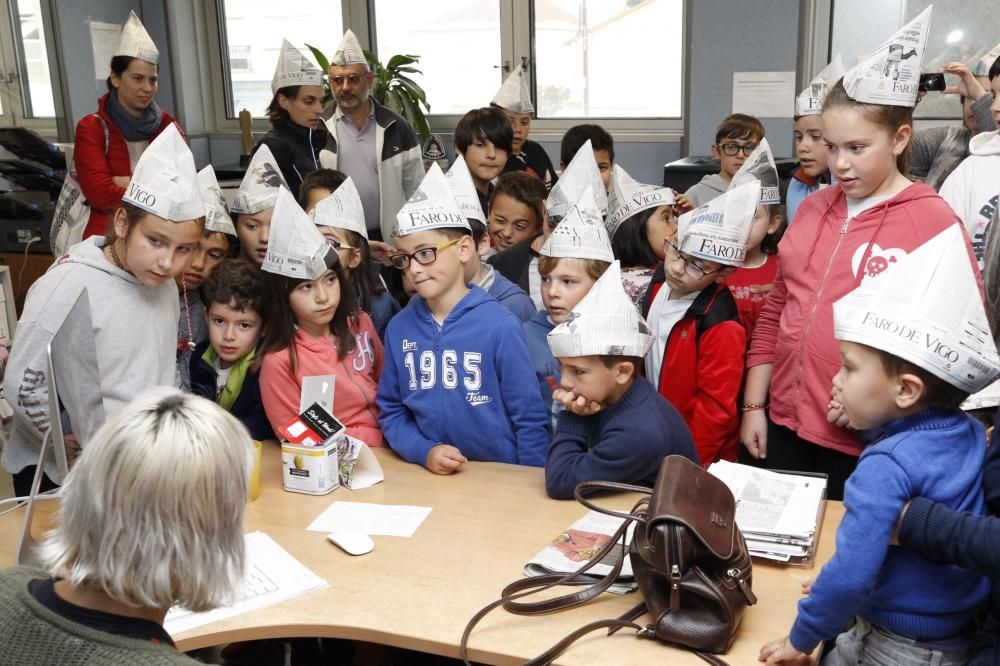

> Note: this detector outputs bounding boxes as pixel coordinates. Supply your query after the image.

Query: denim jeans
[822,618,972,666]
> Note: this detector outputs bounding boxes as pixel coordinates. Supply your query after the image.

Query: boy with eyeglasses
[642,181,762,465]
[683,113,766,208]
[376,164,548,474]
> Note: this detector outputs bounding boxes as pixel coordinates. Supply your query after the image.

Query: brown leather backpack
[460,455,757,665]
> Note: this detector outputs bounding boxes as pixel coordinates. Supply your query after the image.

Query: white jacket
[939,130,1000,265]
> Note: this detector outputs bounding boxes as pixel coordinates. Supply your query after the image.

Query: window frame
[0,0,59,137]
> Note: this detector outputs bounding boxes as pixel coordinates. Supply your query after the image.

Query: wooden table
[1,446,843,665]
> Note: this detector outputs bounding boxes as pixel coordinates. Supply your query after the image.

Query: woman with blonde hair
[0,388,255,664]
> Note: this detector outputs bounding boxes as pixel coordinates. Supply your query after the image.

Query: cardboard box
[282,439,339,495]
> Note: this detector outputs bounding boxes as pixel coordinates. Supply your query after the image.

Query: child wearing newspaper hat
[760,225,999,665]
[491,68,558,191]
[258,188,384,448]
[304,171,401,338]
[741,7,981,501]
[642,182,760,465]
[454,107,513,217]
[376,165,548,473]
[177,165,238,391]
[560,125,614,191]
[2,124,204,495]
[231,144,288,266]
[544,261,697,499]
[682,114,765,209]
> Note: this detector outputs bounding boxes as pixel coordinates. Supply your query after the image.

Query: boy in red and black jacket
[642,182,762,465]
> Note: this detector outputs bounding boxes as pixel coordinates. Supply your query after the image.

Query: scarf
[201,345,255,412]
[105,89,163,142]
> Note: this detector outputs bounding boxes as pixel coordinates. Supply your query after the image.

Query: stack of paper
[523,510,637,594]
[708,461,826,563]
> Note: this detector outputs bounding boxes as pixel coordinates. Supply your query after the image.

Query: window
[0,0,56,126]
[830,0,1000,119]
[216,0,343,118]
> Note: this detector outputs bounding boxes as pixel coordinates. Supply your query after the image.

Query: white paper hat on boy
[114,11,158,64]
[841,6,932,107]
[444,154,486,227]
[605,165,675,239]
[728,138,780,205]
[677,181,761,267]
[122,124,202,222]
[262,187,338,279]
[330,29,367,67]
[394,163,470,236]
[272,39,324,94]
[231,145,288,215]
[540,186,614,262]
[833,225,1000,393]
[492,68,534,114]
[197,166,236,236]
[547,261,653,358]
[971,41,1000,78]
[311,177,367,239]
[546,140,608,224]
[795,54,845,116]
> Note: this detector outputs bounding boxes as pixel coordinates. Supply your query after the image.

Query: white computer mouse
[326,531,374,556]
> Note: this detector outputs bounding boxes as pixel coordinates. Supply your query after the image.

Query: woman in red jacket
[74,12,181,239]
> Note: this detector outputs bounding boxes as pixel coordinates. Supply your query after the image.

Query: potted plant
[307,45,431,141]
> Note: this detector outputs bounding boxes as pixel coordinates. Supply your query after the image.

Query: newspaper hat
[444,154,486,227]
[677,181,762,267]
[121,124,203,222]
[114,11,158,65]
[605,165,675,238]
[841,6,932,107]
[311,177,367,240]
[546,140,608,225]
[795,54,845,116]
[833,225,1000,393]
[491,68,534,114]
[540,186,614,262]
[262,187,339,279]
[547,261,653,358]
[394,163,470,236]
[230,145,288,215]
[197,166,236,236]
[971,41,1000,77]
[330,29,367,67]
[728,138,780,205]
[272,39,325,94]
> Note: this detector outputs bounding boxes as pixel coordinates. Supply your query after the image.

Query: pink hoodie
[260,313,384,447]
[748,182,981,456]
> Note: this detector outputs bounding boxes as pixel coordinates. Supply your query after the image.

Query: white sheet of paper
[299,374,335,414]
[731,71,796,118]
[164,531,327,636]
[89,22,121,82]
[306,501,432,537]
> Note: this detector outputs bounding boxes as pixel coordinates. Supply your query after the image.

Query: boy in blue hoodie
[761,226,1000,665]
[376,164,548,474]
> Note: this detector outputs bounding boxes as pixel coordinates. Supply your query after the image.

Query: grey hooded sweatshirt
[683,173,730,208]
[1,237,178,483]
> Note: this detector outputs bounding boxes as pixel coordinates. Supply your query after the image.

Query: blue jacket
[899,411,1000,665]
[376,286,549,467]
[486,267,536,322]
[524,311,560,434]
[546,377,697,499]
[189,340,275,442]
[790,409,990,653]
[785,175,818,224]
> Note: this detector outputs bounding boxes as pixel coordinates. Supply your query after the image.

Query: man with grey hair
[323,29,424,243]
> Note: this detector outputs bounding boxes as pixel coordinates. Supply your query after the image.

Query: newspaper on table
[708,460,826,563]
[523,510,637,594]
[546,140,608,225]
[842,6,932,107]
[833,224,1000,394]
[677,181,761,267]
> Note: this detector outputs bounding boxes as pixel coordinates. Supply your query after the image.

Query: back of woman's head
[822,79,914,175]
[40,388,254,612]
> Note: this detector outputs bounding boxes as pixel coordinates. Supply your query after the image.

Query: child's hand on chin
[426,444,467,475]
[552,389,603,416]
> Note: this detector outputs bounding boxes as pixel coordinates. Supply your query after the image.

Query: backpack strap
[90,113,110,157]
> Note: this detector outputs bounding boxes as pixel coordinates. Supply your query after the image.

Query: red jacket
[748,182,981,456]
[74,94,180,238]
[643,268,747,465]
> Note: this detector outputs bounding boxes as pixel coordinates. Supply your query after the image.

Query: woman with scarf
[74,12,183,240]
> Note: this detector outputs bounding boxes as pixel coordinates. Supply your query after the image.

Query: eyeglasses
[663,240,722,279]
[718,142,757,157]
[331,74,367,87]
[389,237,462,270]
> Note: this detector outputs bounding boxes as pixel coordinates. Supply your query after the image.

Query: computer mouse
[326,531,374,556]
